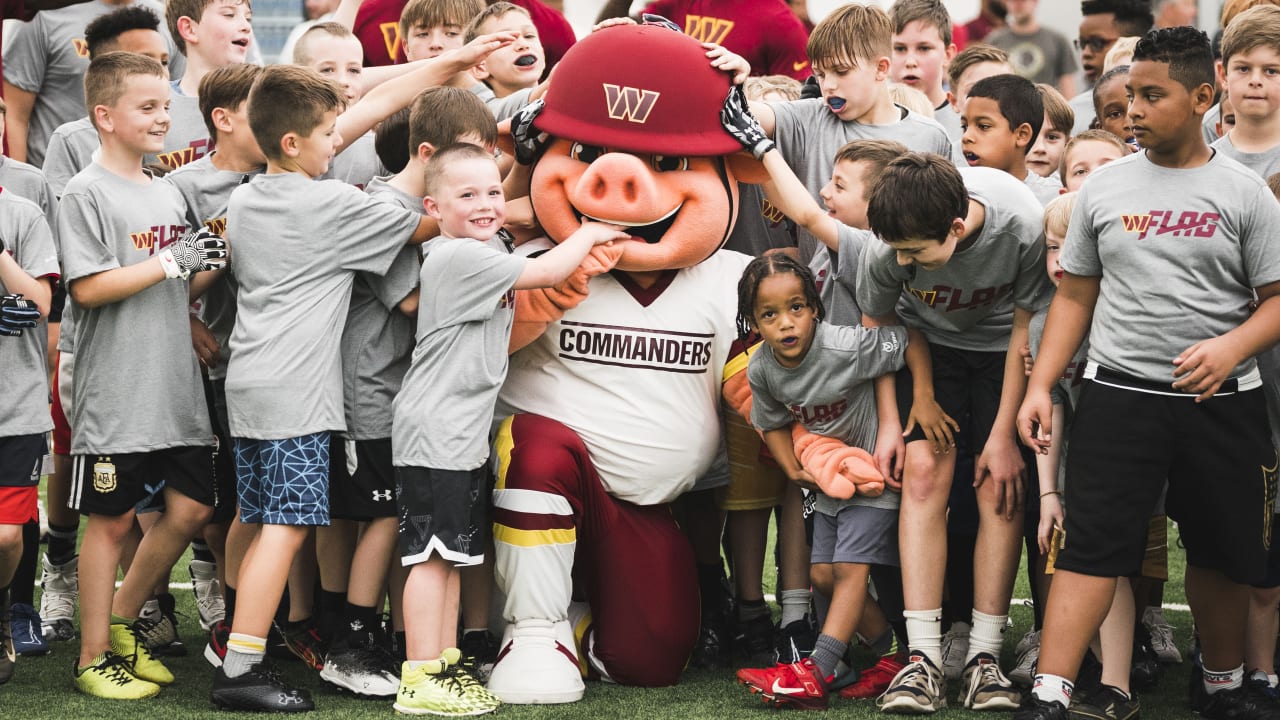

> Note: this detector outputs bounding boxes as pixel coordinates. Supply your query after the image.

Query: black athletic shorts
[71,445,216,517]
[331,438,397,520]
[204,377,236,523]
[1058,371,1277,584]
[395,464,489,567]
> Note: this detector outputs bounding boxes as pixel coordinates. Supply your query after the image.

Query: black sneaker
[211,661,315,712]
[1130,624,1161,691]
[459,629,500,683]
[1199,684,1280,720]
[0,605,15,685]
[1076,648,1104,698]
[689,608,729,669]
[775,615,817,665]
[1013,696,1069,720]
[734,613,774,666]
[1070,684,1140,720]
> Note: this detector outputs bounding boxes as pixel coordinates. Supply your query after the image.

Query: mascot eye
[571,143,605,163]
[650,155,689,172]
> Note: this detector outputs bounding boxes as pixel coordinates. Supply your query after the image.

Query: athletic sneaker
[736,657,832,710]
[38,553,77,642]
[1010,629,1041,687]
[210,661,314,712]
[395,649,501,716]
[1013,696,1068,720]
[877,653,947,714]
[109,621,174,685]
[1198,683,1280,720]
[189,560,225,632]
[0,606,14,685]
[689,607,729,669]
[840,654,906,699]
[73,652,161,699]
[1142,606,1181,664]
[278,618,325,670]
[1069,684,1139,720]
[1130,623,1162,690]
[137,594,186,657]
[734,612,775,667]
[205,619,231,667]
[321,630,399,697]
[961,652,1021,710]
[775,616,818,665]
[10,603,50,656]
[459,629,500,683]
[1249,670,1280,701]
[941,621,971,681]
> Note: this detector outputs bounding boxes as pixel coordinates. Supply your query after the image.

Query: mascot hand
[508,242,625,353]
[720,86,775,160]
[791,425,886,500]
[511,98,548,166]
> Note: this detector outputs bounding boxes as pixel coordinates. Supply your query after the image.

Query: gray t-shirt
[1069,90,1095,136]
[42,116,98,198]
[163,154,261,380]
[323,131,384,189]
[809,222,874,327]
[0,155,59,236]
[1061,151,1280,383]
[725,182,797,257]
[224,173,421,439]
[1028,303,1089,410]
[985,27,1078,86]
[934,102,962,144]
[3,0,181,167]
[392,236,525,470]
[857,166,1051,351]
[748,321,907,513]
[58,163,211,453]
[342,177,422,440]
[155,82,212,172]
[1024,170,1063,206]
[1203,104,1221,145]
[0,189,59,438]
[1211,134,1280,179]
[769,98,953,261]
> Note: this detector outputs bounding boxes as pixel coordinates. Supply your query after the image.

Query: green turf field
[2,517,1199,719]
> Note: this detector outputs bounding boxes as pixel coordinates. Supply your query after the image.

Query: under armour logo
[279,694,304,705]
[372,490,392,502]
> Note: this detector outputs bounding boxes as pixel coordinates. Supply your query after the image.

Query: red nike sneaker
[736,657,832,710]
[840,655,907,699]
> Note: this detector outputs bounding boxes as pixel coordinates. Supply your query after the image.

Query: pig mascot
[485,22,765,703]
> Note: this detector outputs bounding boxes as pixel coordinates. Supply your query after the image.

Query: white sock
[967,609,1008,663]
[903,608,943,668]
[779,588,811,627]
[1204,664,1244,695]
[1031,673,1073,707]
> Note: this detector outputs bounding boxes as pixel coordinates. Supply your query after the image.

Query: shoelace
[1148,622,1175,649]
[903,661,942,694]
[98,654,137,687]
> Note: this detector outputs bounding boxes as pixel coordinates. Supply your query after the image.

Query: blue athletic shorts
[234,433,331,526]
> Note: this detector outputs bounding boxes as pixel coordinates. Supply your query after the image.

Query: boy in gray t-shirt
[58,53,225,700]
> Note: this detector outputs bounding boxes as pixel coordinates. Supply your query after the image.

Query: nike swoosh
[771,679,805,695]
[793,60,809,71]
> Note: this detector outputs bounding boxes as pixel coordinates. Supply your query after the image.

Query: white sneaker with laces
[189,560,226,631]
[38,554,77,642]
[960,653,1021,710]
[1142,607,1181,664]
[877,653,947,714]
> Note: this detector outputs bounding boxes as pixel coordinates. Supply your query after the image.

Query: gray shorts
[811,504,899,567]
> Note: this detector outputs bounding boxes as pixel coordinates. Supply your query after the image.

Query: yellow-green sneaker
[109,622,174,686]
[440,648,500,708]
[394,650,501,716]
[73,652,162,699]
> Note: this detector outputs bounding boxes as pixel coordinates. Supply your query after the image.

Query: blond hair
[1043,192,1076,238]
[398,0,483,43]
[743,74,803,102]
[1221,5,1280,63]
[1103,36,1139,72]
[947,43,1009,90]
[806,3,892,69]
[889,83,934,116]
[1059,129,1128,185]
[1036,83,1074,133]
[293,21,357,65]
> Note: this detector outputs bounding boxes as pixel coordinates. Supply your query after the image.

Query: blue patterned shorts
[234,433,330,526]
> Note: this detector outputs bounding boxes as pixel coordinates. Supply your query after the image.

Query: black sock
[10,521,39,606]
[190,538,215,563]
[696,561,725,613]
[224,584,237,624]
[345,602,379,637]
[46,522,77,565]
[738,598,769,623]
[318,588,346,641]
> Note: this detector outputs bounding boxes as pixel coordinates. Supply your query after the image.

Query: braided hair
[735,254,826,343]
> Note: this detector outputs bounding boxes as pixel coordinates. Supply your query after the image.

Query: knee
[166,495,214,530]
[501,415,590,493]
[0,524,21,554]
[810,563,833,594]
[902,453,950,504]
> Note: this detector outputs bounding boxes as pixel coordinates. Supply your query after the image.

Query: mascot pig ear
[725,152,769,185]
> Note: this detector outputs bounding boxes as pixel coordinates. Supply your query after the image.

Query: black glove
[160,228,228,280]
[641,13,682,32]
[720,85,775,160]
[0,293,39,337]
[800,75,820,100]
[511,98,548,166]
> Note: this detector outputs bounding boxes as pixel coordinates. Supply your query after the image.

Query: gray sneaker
[878,653,947,714]
[38,554,77,642]
[961,652,1021,711]
[1010,629,1041,687]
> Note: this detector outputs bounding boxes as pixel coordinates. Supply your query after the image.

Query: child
[1015,27,1280,720]
[855,153,1050,714]
[400,0,481,61]
[160,0,253,170]
[1059,129,1128,190]
[60,51,226,700]
[961,73,1063,205]
[747,3,952,263]
[1067,0,1154,134]
[464,2,546,122]
[1211,5,1280,177]
[942,43,1014,145]
[1027,84,1073,181]
[208,63,436,712]
[0,98,58,231]
[390,143,626,715]
[0,178,59,684]
[888,0,956,123]
[732,254,907,710]
[1092,64,1135,149]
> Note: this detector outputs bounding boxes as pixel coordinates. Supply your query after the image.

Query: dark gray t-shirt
[857,166,1051,350]
[392,236,525,470]
[809,222,874,327]
[1061,151,1280,383]
[0,190,59,438]
[342,177,422,440]
[724,182,797,257]
[58,163,211,453]
[748,321,907,512]
[985,26,1078,86]
[224,173,421,439]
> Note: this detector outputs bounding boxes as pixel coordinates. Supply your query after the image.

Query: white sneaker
[1142,607,1182,664]
[960,652,1021,710]
[940,621,970,681]
[38,554,77,642]
[1009,629,1040,687]
[877,653,947,714]
[188,560,225,632]
[320,644,398,697]
[486,619,584,704]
